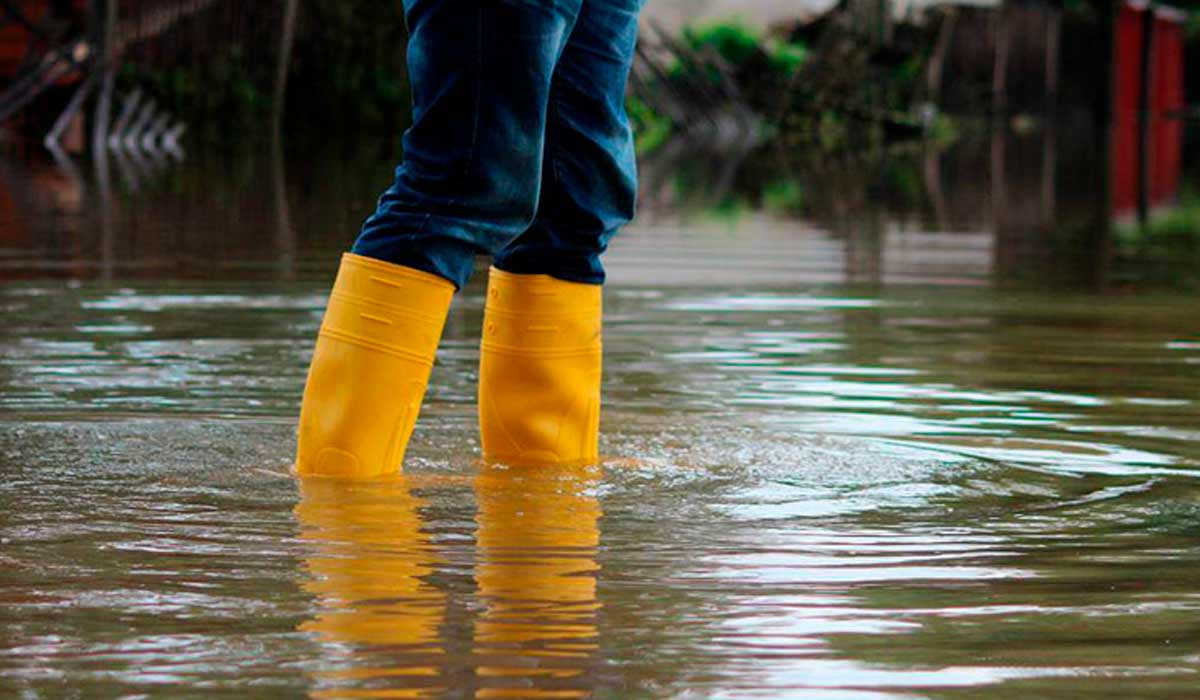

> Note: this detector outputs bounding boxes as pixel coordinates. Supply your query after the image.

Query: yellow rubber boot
[479,267,602,466]
[296,253,454,478]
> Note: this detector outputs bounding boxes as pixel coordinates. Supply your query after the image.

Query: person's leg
[352,0,585,290]
[298,0,583,477]
[491,0,641,284]
[478,0,642,466]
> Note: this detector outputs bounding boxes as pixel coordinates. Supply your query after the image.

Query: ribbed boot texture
[479,267,602,466]
[296,253,454,477]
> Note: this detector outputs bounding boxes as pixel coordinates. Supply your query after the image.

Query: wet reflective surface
[2,138,1200,697]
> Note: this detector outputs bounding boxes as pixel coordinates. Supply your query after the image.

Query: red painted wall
[1151,15,1184,206]
[1112,2,1186,217]
[1112,3,1144,215]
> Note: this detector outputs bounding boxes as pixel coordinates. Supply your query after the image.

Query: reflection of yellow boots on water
[295,477,447,696]
[473,463,602,698]
[296,253,455,478]
[479,268,603,467]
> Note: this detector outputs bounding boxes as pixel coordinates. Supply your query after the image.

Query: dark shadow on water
[633,115,1199,291]
[1,117,1199,291]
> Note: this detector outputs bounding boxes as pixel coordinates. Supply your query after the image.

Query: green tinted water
[2,272,1198,698]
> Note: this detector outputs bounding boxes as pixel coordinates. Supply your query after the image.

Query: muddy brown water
[1,139,1199,698]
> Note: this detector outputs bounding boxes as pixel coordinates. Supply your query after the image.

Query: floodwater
[1,132,1199,698]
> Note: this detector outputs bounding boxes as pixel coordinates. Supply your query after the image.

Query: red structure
[0,2,48,79]
[1112,0,1186,218]
[0,1,88,79]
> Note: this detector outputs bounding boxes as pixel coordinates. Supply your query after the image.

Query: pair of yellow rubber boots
[295,253,602,477]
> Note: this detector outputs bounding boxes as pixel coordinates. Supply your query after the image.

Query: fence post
[90,0,118,156]
[1136,3,1155,228]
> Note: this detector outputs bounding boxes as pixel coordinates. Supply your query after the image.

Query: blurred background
[3,3,1200,699]
[1,0,1198,289]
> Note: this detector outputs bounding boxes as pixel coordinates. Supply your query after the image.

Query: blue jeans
[351,0,642,289]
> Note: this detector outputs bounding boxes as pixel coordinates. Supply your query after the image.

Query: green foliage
[286,0,410,134]
[927,113,959,142]
[762,179,804,214]
[879,157,922,204]
[891,55,924,97]
[678,19,809,82]
[1113,189,1200,288]
[626,95,673,155]
[634,15,931,154]
[650,138,930,226]
[1116,198,1200,253]
[767,39,808,76]
[118,45,270,148]
[114,2,412,149]
[816,111,847,149]
[682,21,764,67]
[1186,11,1200,40]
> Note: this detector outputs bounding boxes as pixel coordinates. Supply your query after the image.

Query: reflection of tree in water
[637,133,931,285]
[3,116,1194,287]
[639,133,930,222]
[634,116,1194,289]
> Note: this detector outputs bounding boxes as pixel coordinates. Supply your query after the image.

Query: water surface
[2,138,1200,698]
[3,271,1198,698]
